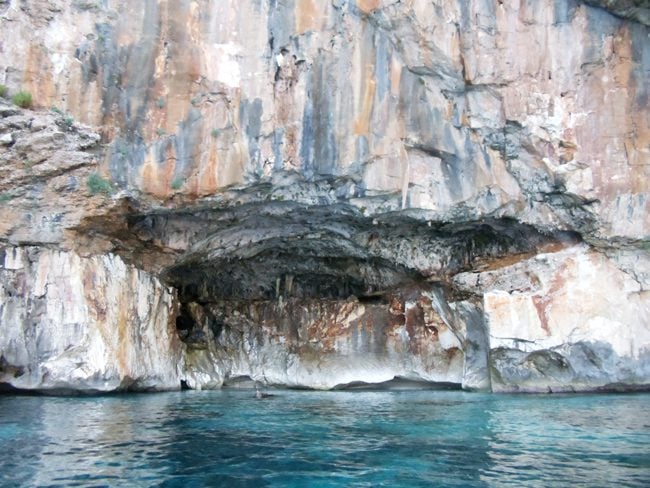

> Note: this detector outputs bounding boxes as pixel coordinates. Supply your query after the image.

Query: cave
[106,192,581,391]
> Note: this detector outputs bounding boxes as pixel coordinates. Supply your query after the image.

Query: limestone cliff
[0,247,183,392]
[0,0,648,393]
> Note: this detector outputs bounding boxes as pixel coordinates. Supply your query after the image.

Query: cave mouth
[168,253,422,303]
[157,205,571,306]
[168,246,427,355]
[156,207,579,358]
[142,205,581,389]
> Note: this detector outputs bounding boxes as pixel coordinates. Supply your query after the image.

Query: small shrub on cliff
[0,85,7,98]
[12,91,33,109]
[87,172,113,195]
[114,143,128,158]
[171,177,184,190]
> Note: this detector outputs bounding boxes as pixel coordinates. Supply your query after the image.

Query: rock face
[0,247,183,392]
[0,0,648,392]
[455,244,650,392]
[182,290,469,390]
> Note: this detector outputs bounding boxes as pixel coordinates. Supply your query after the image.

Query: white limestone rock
[456,245,650,392]
[0,247,185,393]
[181,292,467,391]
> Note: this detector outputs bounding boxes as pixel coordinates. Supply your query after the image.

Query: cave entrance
[145,206,569,390]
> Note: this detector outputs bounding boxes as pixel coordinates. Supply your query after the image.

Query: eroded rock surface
[456,244,650,391]
[0,247,183,393]
[0,0,648,392]
[180,287,489,390]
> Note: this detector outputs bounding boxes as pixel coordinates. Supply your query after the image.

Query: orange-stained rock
[0,0,646,240]
[0,1,649,393]
[183,290,467,390]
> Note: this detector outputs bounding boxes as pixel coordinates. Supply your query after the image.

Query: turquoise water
[0,390,648,487]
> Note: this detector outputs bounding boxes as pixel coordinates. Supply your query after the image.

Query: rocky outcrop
[455,244,650,392]
[0,247,183,393]
[0,1,648,393]
[585,1,650,26]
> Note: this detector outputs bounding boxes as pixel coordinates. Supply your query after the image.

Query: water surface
[0,390,648,487]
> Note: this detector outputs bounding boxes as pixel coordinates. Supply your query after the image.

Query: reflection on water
[0,390,648,487]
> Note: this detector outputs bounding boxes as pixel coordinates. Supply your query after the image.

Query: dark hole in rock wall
[0,356,25,379]
[154,209,574,309]
[169,255,419,303]
[222,376,256,388]
[175,305,195,340]
[156,211,580,375]
[84,197,581,388]
[152,204,572,306]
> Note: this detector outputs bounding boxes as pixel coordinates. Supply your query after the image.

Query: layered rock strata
[0,0,648,392]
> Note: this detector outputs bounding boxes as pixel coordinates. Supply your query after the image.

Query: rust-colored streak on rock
[357,0,381,14]
[531,295,551,336]
[83,267,107,325]
[140,143,177,199]
[296,0,322,34]
[24,44,54,108]
[419,296,444,341]
[115,294,129,375]
[531,258,575,336]
[304,300,359,353]
[197,144,219,196]
[446,347,461,362]
[405,304,424,354]
[354,65,376,136]
[153,2,196,131]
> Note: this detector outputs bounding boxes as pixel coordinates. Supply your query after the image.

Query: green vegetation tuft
[87,172,113,195]
[156,97,165,109]
[211,128,220,138]
[115,143,128,158]
[171,177,184,190]
[12,91,33,109]
[0,85,7,98]
[156,128,166,137]
[0,193,13,203]
[64,115,74,128]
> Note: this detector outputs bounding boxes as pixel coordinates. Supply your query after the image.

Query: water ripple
[0,391,648,487]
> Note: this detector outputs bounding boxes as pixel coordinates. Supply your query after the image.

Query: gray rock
[0,133,12,145]
[491,341,650,393]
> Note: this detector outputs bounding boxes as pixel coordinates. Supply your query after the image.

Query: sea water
[0,390,648,487]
